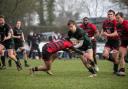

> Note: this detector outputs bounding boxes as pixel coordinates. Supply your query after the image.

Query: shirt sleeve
[113,20,117,31]
[123,21,128,32]
[90,23,97,33]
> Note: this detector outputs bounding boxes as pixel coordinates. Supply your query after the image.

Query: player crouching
[29,39,84,76]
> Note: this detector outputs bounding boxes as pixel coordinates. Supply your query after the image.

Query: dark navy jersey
[13,27,23,36]
[32,35,40,45]
[13,27,24,43]
[0,24,11,42]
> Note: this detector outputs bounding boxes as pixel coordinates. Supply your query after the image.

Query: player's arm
[104,20,118,37]
[73,29,85,48]
[104,30,118,37]
[13,35,21,39]
[21,32,25,42]
[12,31,21,39]
[91,24,99,38]
[4,28,13,41]
[69,46,83,55]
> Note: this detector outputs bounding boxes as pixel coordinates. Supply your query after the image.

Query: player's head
[107,9,115,20]
[83,17,89,24]
[67,20,77,33]
[33,33,37,36]
[0,15,5,26]
[16,20,22,28]
[115,12,124,23]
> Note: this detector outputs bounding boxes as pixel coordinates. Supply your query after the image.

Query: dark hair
[0,15,5,19]
[108,9,115,15]
[67,20,76,26]
[83,17,88,20]
[116,12,124,18]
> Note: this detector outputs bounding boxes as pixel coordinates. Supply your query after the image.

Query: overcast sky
[55,0,121,18]
[32,0,122,25]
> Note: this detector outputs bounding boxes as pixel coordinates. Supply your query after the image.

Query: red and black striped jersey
[102,19,119,40]
[116,20,128,40]
[79,23,97,37]
[43,40,73,53]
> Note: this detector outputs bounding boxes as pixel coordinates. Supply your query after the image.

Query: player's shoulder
[4,23,10,28]
[112,19,117,23]
[76,27,85,33]
[123,20,128,24]
[103,19,108,23]
[79,23,84,28]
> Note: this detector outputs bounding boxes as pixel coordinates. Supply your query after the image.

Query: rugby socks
[1,56,6,66]
[87,60,97,74]
[113,64,118,73]
[24,60,27,65]
[8,59,12,67]
[16,55,20,61]
[87,67,96,74]
[32,67,38,71]
[24,60,29,67]
[88,60,95,67]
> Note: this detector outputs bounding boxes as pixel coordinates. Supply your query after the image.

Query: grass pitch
[0,59,128,89]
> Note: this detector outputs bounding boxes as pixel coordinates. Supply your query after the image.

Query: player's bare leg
[80,50,97,77]
[8,49,22,71]
[117,47,127,76]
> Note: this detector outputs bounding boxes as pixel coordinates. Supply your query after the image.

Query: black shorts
[105,39,119,50]
[14,41,24,50]
[42,51,52,60]
[2,40,14,49]
[120,40,128,48]
[42,44,52,60]
[79,45,92,52]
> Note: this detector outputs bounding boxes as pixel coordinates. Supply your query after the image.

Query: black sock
[88,60,95,67]
[24,60,27,65]
[8,59,12,67]
[15,60,20,66]
[1,56,6,66]
[16,55,20,61]
[87,67,96,74]
[32,67,38,71]
[113,64,118,72]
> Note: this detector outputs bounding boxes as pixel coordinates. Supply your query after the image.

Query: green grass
[0,59,128,89]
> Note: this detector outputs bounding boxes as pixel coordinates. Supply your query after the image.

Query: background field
[0,59,128,89]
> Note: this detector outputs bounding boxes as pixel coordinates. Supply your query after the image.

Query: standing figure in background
[80,17,99,71]
[12,20,29,67]
[29,33,41,59]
